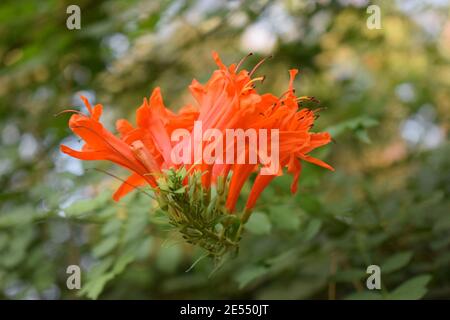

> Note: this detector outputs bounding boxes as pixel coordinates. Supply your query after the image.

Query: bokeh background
[0,0,449,299]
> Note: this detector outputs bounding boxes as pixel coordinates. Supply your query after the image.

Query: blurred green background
[0,0,449,299]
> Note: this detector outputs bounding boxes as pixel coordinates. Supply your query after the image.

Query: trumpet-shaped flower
[61,51,333,258]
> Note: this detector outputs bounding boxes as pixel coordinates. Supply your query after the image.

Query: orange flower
[61,51,333,214]
[61,90,199,201]
[224,69,334,211]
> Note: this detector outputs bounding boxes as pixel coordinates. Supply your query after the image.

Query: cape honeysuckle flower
[61,51,333,260]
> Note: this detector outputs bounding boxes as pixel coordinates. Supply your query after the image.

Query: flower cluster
[61,52,333,259]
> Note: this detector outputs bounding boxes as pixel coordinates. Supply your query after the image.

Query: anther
[236,52,253,71]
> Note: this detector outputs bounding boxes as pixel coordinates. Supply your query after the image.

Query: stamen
[278,90,292,101]
[296,96,320,103]
[90,168,155,200]
[249,55,273,77]
[313,106,327,113]
[241,76,265,93]
[236,52,253,71]
[54,109,84,117]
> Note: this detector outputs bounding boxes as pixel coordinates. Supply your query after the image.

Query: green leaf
[92,236,119,258]
[269,206,301,231]
[355,128,372,143]
[135,237,154,260]
[173,186,186,194]
[65,200,95,217]
[80,272,115,300]
[80,253,137,300]
[381,251,413,273]
[345,291,383,300]
[387,275,432,300]
[84,257,114,280]
[101,219,122,236]
[303,218,322,241]
[0,233,8,251]
[334,269,366,282]
[266,249,298,272]
[112,253,135,274]
[245,212,272,235]
[65,192,110,218]
[156,244,182,273]
[235,265,268,289]
[0,206,34,228]
[123,211,148,244]
[326,116,378,137]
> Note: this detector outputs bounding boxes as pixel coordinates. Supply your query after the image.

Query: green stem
[240,207,252,224]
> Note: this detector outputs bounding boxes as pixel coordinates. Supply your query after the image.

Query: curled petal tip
[212,51,226,70]
[80,95,93,114]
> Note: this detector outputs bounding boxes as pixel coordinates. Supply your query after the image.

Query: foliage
[0,0,449,299]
